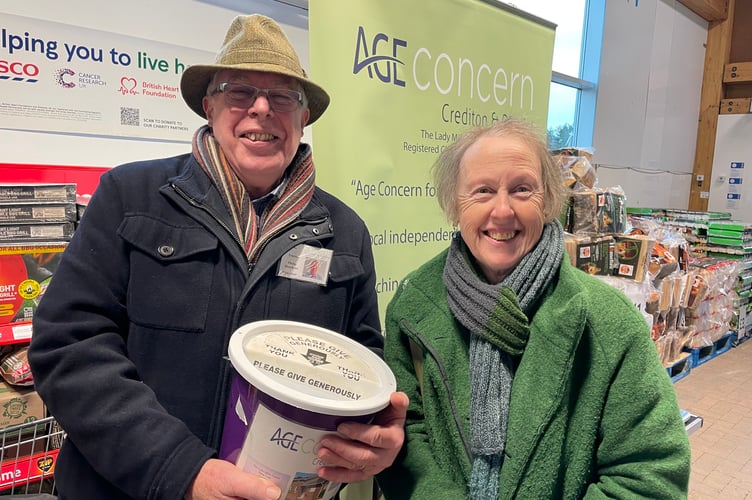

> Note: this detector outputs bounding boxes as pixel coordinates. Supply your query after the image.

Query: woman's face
[456,134,546,284]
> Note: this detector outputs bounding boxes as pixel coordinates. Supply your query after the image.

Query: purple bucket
[219,320,395,500]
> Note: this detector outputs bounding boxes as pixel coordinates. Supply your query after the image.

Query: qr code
[120,107,140,126]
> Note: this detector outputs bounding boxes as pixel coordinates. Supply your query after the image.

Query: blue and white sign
[1,14,211,141]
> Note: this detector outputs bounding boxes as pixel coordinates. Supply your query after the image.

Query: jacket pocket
[328,252,365,284]
[274,252,365,331]
[119,214,218,332]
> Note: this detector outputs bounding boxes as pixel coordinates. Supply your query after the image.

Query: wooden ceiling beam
[677,0,728,22]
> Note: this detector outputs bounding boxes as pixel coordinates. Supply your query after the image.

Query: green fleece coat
[377,249,690,499]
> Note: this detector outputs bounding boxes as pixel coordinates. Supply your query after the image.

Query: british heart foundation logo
[119,77,138,96]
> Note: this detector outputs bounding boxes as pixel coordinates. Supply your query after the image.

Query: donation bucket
[219,320,396,500]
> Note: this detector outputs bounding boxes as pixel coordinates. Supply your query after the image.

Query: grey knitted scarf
[443,220,564,499]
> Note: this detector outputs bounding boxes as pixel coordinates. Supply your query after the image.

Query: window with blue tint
[505,0,604,149]
[547,82,578,149]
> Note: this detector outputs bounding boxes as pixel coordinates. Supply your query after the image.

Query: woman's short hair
[431,117,566,225]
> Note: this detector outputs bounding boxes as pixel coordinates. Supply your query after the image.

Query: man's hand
[185,392,409,498]
[185,458,281,500]
[315,391,409,483]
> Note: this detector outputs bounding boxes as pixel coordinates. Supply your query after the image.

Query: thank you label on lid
[245,331,382,403]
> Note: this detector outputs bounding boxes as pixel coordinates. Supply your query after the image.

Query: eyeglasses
[211,82,304,112]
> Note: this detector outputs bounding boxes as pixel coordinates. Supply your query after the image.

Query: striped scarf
[443,220,564,499]
[192,125,315,262]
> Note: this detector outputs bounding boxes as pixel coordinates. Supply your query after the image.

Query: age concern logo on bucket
[220,320,396,500]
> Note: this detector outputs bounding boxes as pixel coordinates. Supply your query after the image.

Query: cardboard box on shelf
[0,381,45,432]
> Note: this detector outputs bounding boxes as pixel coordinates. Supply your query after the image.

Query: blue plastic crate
[714,332,735,356]
[685,332,736,367]
[688,344,715,367]
[666,353,692,383]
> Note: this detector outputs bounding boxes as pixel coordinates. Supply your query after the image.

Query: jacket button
[158,245,174,257]
[289,234,299,240]
[312,228,320,235]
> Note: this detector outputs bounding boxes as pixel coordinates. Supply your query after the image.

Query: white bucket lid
[228,320,396,417]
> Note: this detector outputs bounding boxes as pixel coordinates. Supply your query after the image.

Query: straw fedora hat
[180,14,330,124]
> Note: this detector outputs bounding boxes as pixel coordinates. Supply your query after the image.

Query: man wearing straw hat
[28,14,408,500]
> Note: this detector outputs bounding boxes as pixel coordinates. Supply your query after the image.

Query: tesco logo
[0,60,40,82]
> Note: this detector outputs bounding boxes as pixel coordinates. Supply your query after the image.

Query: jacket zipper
[400,319,474,463]
[247,214,329,272]
[171,182,254,273]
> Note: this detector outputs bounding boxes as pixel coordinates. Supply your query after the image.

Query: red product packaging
[0,243,67,343]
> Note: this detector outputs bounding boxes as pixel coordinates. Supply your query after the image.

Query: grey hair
[431,117,566,225]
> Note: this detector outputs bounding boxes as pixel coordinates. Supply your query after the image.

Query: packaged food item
[564,233,613,276]
[0,202,77,224]
[569,158,596,189]
[0,222,74,242]
[0,184,76,204]
[563,190,598,234]
[612,234,653,282]
[554,148,596,190]
[596,187,626,233]
[0,346,33,386]
[0,243,67,342]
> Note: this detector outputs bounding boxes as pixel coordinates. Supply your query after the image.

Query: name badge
[277,244,333,286]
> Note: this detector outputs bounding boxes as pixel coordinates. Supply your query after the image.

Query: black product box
[613,234,653,282]
[564,233,613,276]
[596,190,626,233]
[0,203,77,223]
[0,222,75,242]
[0,184,76,204]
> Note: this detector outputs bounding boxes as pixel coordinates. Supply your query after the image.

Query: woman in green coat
[377,119,690,499]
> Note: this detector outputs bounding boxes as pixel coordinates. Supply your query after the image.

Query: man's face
[203,69,310,198]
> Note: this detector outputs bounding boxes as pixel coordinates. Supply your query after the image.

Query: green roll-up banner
[310,0,555,324]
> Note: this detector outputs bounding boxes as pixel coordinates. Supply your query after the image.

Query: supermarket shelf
[0,323,33,347]
[684,332,736,368]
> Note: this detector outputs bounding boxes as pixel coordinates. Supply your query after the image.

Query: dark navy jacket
[28,149,382,499]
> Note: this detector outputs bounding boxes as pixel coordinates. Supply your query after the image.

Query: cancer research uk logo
[55,68,108,89]
[55,68,75,88]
